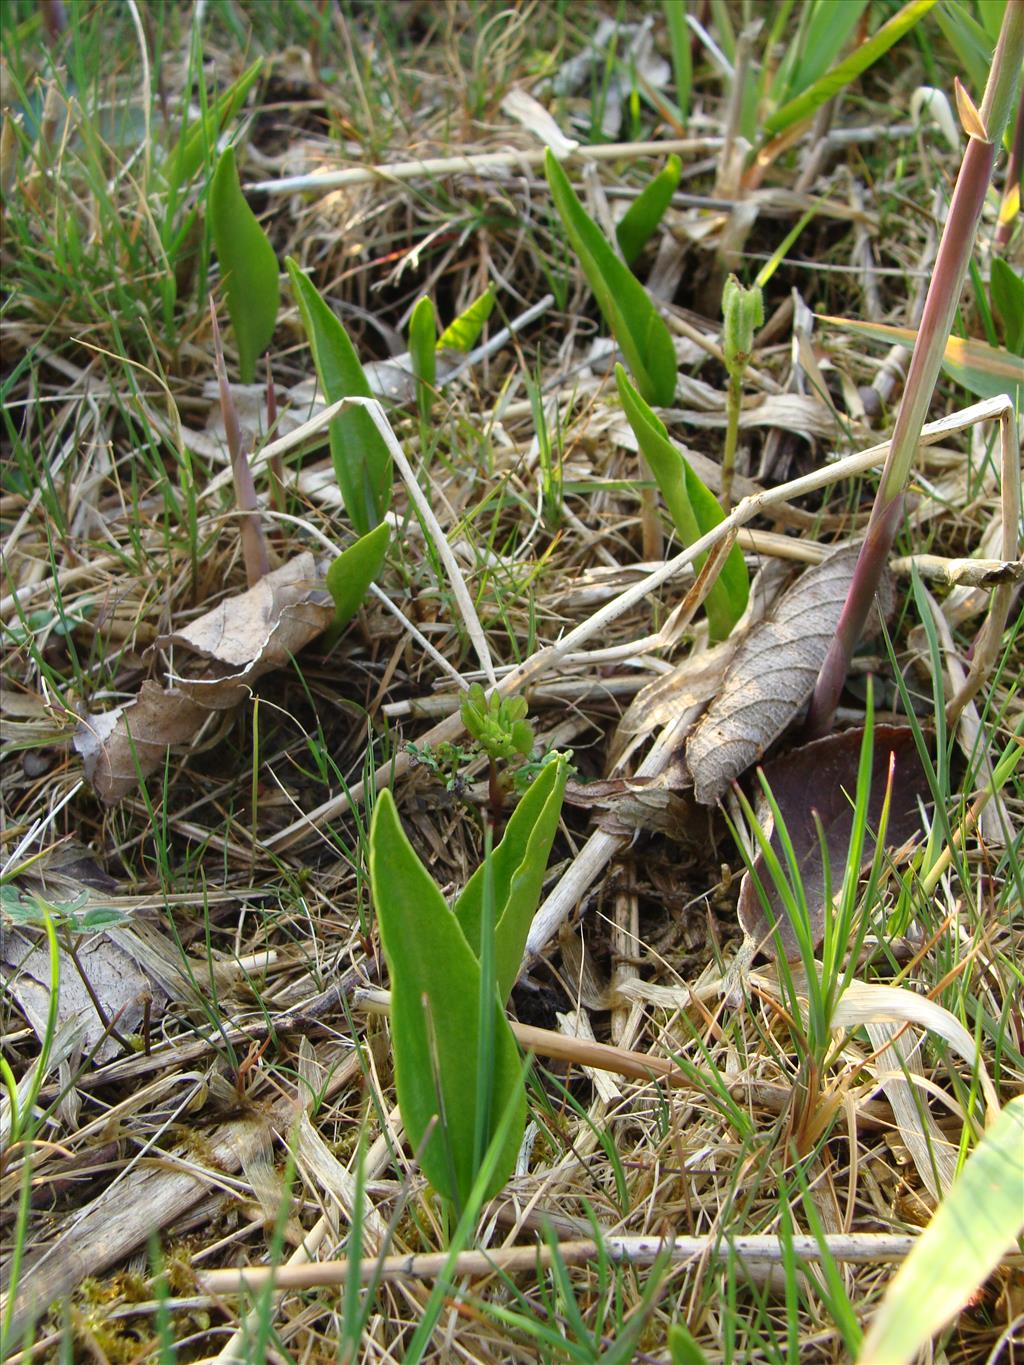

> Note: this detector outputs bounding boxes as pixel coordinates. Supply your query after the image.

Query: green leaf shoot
[408,295,437,419]
[453,754,568,1002]
[616,364,748,640]
[545,149,677,406]
[285,258,392,537]
[859,1097,1024,1364]
[369,789,527,1209]
[209,145,279,383]
[165,58,263,194]
[325,521,390,630]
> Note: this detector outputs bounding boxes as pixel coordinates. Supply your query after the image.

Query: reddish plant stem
[806,0,1024,737]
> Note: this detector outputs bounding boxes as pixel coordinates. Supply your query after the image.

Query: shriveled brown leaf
[564,766,692,840]
[610,561,790,769]
[159,552,333,703]
[737,726,932,959]
[687,546,892,805]
[74,681,207,803]
[74,555,334,801]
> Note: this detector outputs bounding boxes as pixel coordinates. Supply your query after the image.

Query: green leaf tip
[210,144,280,383]
[544,148,677,407]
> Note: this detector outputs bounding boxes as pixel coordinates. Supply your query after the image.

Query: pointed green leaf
[166,59,263,193]
[817,314,1024,404]
[325,521,390,630]
[545,149,677,406]
[762,0,938,138]
[285,258,392,536]
[859,1097,1024,1365]
[989,258,1024,355]
[369,790,526,1208]
[453,756,567,1002]
[616,155,682,266]
[617,365,748,640]
[209,146,279,383]
[437,286,495,353]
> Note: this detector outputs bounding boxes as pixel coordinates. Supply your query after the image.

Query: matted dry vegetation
[1,2,1022,1362]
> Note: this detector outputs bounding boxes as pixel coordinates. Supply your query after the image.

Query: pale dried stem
[246,138,723,196]
[200,1232,925,1295]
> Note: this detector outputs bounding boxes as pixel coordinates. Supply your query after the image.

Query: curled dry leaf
[687,546,893,805]
[74,554,334,802]
[737,726,932,959]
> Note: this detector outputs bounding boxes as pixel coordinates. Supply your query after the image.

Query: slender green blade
[285,258,392,536]
[763,0,938,137]
[453,756,567,1002]
[616,155,682,265]
[989,258,1024,355]
[166,58,262,192]
[859,1097,1024,1364]
[817,314,1024,403]
[408,295,437,419]
[663,1,692,125]
[325,521,389,629]
[616,365,748,640]
[369,790,527,1208]
[209,146,279,383]
[545,149,677,406]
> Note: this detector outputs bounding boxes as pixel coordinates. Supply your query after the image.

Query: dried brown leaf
[74,681,207,803]
[687,546,891,805]
[74,555,333,801]
[159,552,333,704]
[737,726,932,958]
[2,927,168,1063]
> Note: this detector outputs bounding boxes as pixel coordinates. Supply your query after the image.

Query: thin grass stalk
[807,0,1024,736]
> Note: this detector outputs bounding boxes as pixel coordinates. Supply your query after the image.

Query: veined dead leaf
[2,926,168,1064]
[687,546,891,805]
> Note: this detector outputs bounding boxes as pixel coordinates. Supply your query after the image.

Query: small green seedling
[369,753,567,1211]
[544,148,677,406]
[461,683,536,820]
[617,364,748,640]
[286,258,392,537]
[209,145,279,383]
[720,274,764,509]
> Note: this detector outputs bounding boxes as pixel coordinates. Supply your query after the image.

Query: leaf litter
[2,8,1022,1362]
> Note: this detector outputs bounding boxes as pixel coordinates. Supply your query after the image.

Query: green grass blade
[325,521,390,630]
[859,1097,1024,1364]
[663,2,692,125]
[816,313,1024,403]
[453,755,567,1002]
[436,286,495,353]
[545,149,677,406]
[369,790,526,1208]
[989,257,1024,354]
[616,154,682,265]
[209,145,279,383]
[763,0,938,137]
[616,365,748,639]
[285,258,392,536]
[788,0,868,96]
